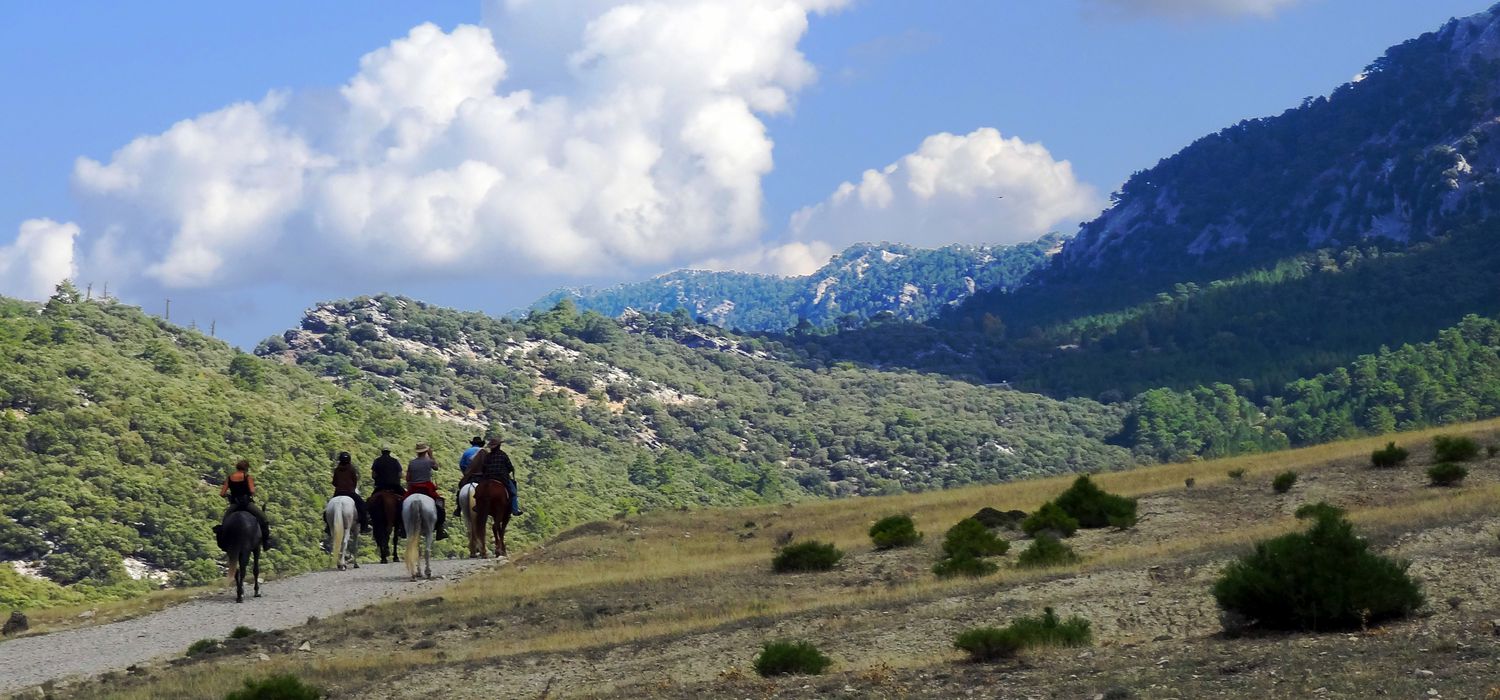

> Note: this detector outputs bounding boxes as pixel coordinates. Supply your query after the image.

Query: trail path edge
[0,557,495,694]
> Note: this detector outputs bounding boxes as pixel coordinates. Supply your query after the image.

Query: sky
[0,0,1490,346]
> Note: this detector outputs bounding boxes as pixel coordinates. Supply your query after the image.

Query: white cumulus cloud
[787,127,1103,253]
[0,219,80,300]
[59,1,852,296]
[1083,0,1307,20]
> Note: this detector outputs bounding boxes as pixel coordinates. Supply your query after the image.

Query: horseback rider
[461,437,524,517]
[330,451,371,535]
[454,437,483,504]
[219,459,273,550]
[406,443,449,539]
[370,445,406,540]
[371,446,404,495]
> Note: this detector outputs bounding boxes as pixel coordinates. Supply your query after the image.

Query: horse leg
[497,512,510,558]
[424,515,434,579]
[350,515,360,569]
[235,551,246,603]
[252,549,261,598]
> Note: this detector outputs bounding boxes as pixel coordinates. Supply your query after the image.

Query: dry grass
[69,419,1500,699]
[18,585,212,637]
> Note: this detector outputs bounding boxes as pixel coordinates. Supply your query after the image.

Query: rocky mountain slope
[1049,3,1500,285]
[530,235,1061,332]
[258,294,1129,502]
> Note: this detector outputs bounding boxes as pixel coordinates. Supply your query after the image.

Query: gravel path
[0,557,495,695]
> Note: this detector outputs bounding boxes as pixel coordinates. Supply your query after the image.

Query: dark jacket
[371,454,403,491]
[332,463,359,494]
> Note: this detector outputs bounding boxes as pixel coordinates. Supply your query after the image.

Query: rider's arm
[246,475,256,494]
[220,480,229,497]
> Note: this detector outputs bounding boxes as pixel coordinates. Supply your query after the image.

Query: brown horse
[368,490,404,564]
[472,479,511,559]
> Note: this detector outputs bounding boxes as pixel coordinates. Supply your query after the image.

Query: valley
[44,419,1500,699]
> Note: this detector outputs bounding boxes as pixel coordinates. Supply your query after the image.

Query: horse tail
[227,556,239,583]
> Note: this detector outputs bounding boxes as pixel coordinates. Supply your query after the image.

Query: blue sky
[0,0,1488,345]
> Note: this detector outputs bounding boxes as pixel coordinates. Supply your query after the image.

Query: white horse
[457,483,479,557]
[324,495,359,571]
[402,493,437,580]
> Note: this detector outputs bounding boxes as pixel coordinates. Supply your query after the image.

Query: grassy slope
[85,418,1500,699]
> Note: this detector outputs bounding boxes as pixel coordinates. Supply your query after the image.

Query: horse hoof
[380,558,388,565]
[337,565,346,572]
[352,562,360,569]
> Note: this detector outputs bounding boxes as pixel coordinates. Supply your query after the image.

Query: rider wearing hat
[406,443,449,539]
[219,459,273,550]
[460,436,524,517]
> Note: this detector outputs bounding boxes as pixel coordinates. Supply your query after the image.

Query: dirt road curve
[0,557,494,695]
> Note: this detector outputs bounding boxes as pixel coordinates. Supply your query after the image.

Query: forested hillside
[0,287,482,608]
[258,294,1128,502]
[530,235,1060,332]
[790,5,1500,403]
[1124,314,1500,461]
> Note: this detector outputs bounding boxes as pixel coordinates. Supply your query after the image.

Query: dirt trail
[0,558,494,695]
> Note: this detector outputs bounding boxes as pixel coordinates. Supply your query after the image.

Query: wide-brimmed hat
[380,444,392,453]
[414,442,432,454]
[486,437,503,449]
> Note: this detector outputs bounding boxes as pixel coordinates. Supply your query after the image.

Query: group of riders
[219,436,524,552]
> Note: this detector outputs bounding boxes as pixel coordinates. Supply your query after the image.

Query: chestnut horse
[368,490,403,564]
[472,479,511,559]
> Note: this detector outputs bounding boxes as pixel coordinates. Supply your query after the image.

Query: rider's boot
[434,499,449,540]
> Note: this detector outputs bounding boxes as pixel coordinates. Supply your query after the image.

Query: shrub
[941,518,1010,559]
[229,626,258,639]
[933,518,1009,578]
[869,515,922,550]
[1016,534,1080,569]
[1052,476,1138,529]
[1272,471,1297,494]
[1294,502,1345,521]
[1433,435,1480,463]
[224,674,324,700]
[1370,442,1409,469]
[932,554,998,578]
[953,608,1092,662]
[1227,468,1246,480]
[772,541,843,573]
[753,640,832,676]
[1488,445,1499,459]
[1427,463,1468,487]
[186,638,219,657]
[1212,511,1424,632]
[1021,502,1079,538]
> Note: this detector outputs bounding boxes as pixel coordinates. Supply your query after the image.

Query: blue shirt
[460,446,481,470]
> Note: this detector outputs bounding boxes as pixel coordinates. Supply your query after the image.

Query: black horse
[214,510,262,603]
[368,490,404,564]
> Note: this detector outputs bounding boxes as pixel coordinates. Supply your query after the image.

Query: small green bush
[772,540,843,573]
[953,607,1092,662]
[1433,435,1480,463]
[229,626,258,639]
[753,640,832,676]
[1488,445,1499,459]
[186,638,219,657]
[224,674,324,700]
[1427,462,1467,487]
[869,514,922,550]
[1370,442,1409,469]
[941,518,1009,559]
[1294,502,1345,521]
[1227,468,1246,480]
[1021,502,1079,538]
[933,554,998,578]
[1053,476,1138,529]
[1272,471,1297,494]
[1212,511,1424,632]
[1016,534,1080,569]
